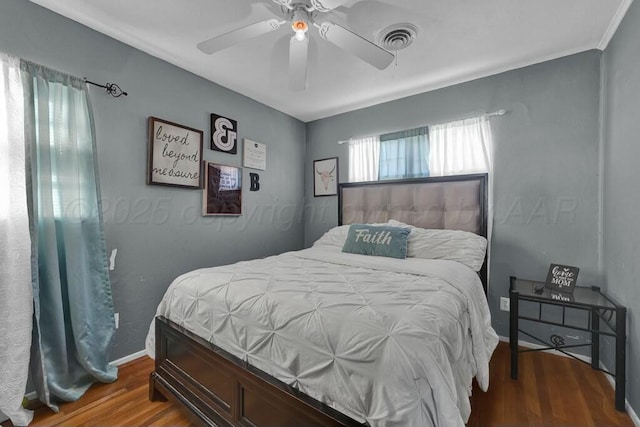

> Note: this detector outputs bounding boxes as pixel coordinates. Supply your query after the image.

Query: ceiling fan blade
[310,0,351,12]
[289,35,309,91]
[197,19,284,54]
[317,22,394,70]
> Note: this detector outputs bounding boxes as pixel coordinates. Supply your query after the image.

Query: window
[348,135,379,182]
[31,79,95,219]
[429,116,492,176]
[379,127,429,180]
[348,115,493,182]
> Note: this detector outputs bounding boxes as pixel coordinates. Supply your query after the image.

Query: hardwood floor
[468,343,634,427]
[3,342,634,427]
[6,357,193,427]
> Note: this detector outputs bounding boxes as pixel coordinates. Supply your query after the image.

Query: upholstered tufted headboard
[338,174,488,291]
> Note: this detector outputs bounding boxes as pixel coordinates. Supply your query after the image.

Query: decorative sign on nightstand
[545,263,579,294]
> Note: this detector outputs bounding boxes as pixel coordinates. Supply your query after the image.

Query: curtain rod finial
[84,78,128,98]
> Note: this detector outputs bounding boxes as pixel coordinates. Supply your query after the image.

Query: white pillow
[312,224,351,249]
[387,219,487,271]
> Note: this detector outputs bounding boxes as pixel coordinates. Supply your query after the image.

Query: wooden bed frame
[149,173,489,426]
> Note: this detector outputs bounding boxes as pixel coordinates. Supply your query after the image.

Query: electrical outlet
[114,313,119,329]
[500,297,510,312]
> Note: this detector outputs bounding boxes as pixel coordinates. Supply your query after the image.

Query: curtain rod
[84,78,128,98]
[336,109,507,144]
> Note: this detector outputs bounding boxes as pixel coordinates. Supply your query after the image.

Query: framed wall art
[211,114,238,154]
[243,138,266,170]
[147,117,203,188]
[313,157,338,197]
[202,162,242,216]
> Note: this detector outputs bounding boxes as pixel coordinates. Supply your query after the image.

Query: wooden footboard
[149,316,365,427]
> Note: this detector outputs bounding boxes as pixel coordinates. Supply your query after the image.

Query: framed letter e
[211,114,238,154]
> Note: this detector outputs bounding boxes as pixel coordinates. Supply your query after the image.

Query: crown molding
[598,0,634,50]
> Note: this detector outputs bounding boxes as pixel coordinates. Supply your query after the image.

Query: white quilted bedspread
[145,247,498,426]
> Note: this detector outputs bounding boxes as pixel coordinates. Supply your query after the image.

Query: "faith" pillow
[341,224,411,259]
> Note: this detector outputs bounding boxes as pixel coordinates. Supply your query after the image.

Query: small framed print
[313,157,338,197]
[203,162,242,216]
[243,138,266,170]
[545,263,579,294]
[211,114,238,154]
[147,117,203,188]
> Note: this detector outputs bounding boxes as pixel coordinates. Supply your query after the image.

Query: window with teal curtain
[21,60,117,409]
[378,127,429,180]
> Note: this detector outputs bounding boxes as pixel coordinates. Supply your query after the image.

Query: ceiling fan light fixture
[291,6,309,41]
[294,29,307,41]
[292,20,308,41]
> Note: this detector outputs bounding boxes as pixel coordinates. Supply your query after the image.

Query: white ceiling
[30,0,632,122]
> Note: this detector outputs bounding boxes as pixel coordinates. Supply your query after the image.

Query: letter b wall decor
[211,114,238,154]
[249,173,260,191]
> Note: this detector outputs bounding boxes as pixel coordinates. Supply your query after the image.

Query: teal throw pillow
[341,224,410,259]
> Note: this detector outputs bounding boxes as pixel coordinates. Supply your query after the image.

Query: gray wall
[603,0,640,415]
[305,51,602,339]
[3,0,636,417]
[0,0,306,359]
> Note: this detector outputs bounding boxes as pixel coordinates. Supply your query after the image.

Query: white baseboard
[600,368,640,427]
[109,349,147,367]
[500,336,639,426]
[498,335,592,363]
[16,349,147,410]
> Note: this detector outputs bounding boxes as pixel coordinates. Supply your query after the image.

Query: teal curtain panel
[21,61,117,409]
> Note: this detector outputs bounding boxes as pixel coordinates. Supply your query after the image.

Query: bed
[146,173,498,427]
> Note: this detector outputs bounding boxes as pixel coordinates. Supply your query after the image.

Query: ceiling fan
[196,0,395,91]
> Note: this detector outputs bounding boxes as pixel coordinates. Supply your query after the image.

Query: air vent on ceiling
[377,23,418,51]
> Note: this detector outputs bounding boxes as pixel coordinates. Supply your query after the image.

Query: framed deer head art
[313,157,338,197]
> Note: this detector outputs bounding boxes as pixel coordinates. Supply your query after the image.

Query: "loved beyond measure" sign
[147,117,203,188]
[545,263,579,294]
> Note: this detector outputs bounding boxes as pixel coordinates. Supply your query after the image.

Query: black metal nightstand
[509,276,627,412]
